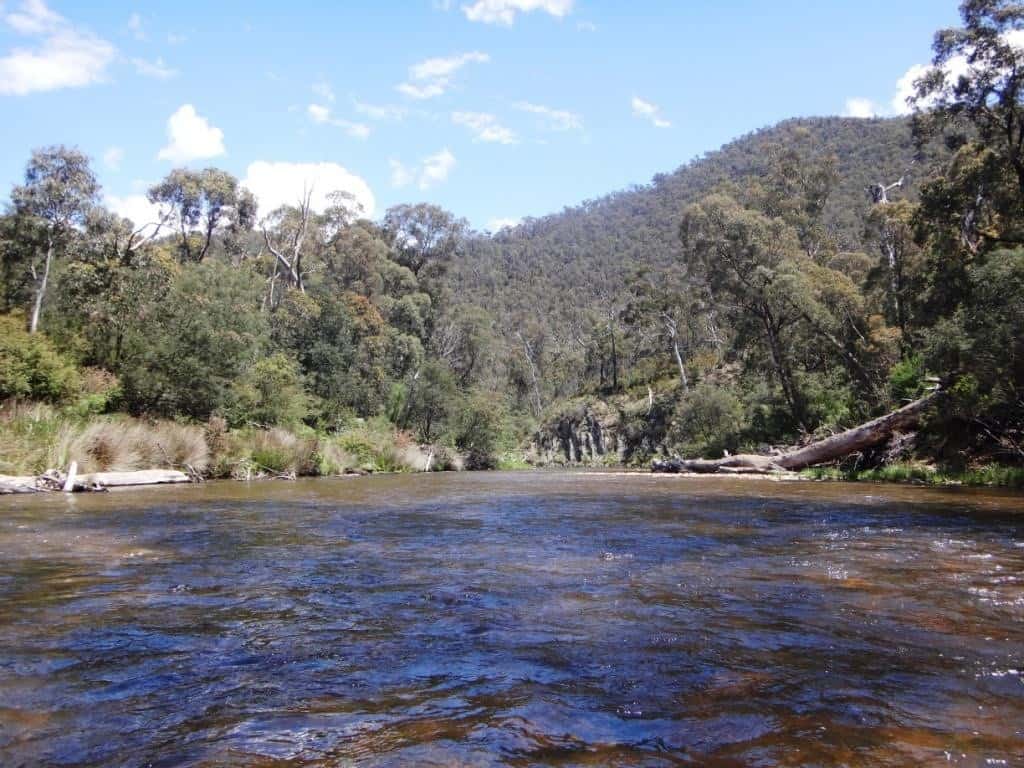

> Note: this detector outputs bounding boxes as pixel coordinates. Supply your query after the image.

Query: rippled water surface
[1,472,1023,766]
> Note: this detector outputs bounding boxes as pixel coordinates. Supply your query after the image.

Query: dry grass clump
[236,427,317,477]
[70,419,209,473]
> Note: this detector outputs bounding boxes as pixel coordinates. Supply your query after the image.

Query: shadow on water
[0,471,1022,766]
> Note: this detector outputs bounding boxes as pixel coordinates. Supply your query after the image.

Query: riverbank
[800,462,1024,489]
[0,402,468,482]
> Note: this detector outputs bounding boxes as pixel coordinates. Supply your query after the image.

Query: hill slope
[453,117,944,322]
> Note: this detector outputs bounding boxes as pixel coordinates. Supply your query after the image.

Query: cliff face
[528,397,671,466]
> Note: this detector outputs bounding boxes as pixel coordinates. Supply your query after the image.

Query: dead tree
[262,187,314,294]
[653,385,943,474]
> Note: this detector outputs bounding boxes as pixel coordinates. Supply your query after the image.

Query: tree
[10,146,99,333]
[148,168,256,262]
[913,0,1024,202]
[382,203,466,278]
[681,193,810,430]
[864,199,921,341]
[622,267,697,391]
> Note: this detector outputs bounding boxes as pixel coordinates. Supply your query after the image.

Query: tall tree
[148,168,256,262]
[10,146,99,333]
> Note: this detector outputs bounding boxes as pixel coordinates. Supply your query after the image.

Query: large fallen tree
[652,387,943,475]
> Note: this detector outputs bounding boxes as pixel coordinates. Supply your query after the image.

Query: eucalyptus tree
[10,146,99,333]
[147,168,257,262]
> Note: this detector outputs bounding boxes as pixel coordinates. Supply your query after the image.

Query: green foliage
[400,360,457,442]
[117,261,266,419]
[0,314,80,402]
[667,383,744,458]
[226,353,308,428]
[448,390,510,469]
[889,354,926,402]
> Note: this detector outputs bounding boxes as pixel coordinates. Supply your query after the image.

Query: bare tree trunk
[29,235,54,334]
[672,336,689,392]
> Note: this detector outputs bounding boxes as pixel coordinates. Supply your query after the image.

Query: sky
[0,0,960,232]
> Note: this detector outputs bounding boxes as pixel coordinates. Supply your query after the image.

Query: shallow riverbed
[0,471,1022,766]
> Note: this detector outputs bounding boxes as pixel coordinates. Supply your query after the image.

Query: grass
[0,402,425,479]
[801,461,1024,488]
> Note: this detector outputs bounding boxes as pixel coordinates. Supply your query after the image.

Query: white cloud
[631,96,670,128]
[242,161,376,219]
[354,99,407,121]
[390,148,456,190]
[132,56,177,80]
[103,146,124,170]
[390,158,415,188]
[487,216,520,231]
[420,148,456,189]
[887,31,1024,116]
[514,100,582,131]
[452,111,517,143]
[5,0,61,34]
[157,104,225,163]
[462,0,573,25]
[0,0,115,95]
[306,103,371,139]
[843,97,880,119]
[106,193,166,235]
[127,12,145,41]
[312,81,335,103]
[397,51,489,100]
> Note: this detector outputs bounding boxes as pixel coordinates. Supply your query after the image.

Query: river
[0,471,1021,766]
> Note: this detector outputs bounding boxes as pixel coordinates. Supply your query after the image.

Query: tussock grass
[0,402,427,480]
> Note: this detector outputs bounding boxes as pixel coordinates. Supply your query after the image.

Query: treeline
[0,157,511,470]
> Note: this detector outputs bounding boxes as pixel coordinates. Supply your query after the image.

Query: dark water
[0,472,1022,767]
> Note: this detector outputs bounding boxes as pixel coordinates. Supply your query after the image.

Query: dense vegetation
[2,1,1022,482]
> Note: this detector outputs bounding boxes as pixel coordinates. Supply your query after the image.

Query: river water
[0,471,1022,766]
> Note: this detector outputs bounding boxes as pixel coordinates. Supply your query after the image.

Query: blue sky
[0,0,959,231]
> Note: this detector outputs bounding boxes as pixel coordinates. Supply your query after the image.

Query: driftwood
[0,468,192,494]
[653,388,943,475]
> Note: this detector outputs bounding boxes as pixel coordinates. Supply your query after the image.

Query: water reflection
[0,472,1021,766]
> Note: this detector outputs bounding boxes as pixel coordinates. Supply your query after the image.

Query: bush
[449,391,510,469]
[0,314,80,402]
[226,353,309,427]
[667,382,744,458]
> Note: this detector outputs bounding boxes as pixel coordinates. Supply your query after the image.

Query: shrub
[667,382,744,458]
[0,314,80,402]
[226,353,309,427]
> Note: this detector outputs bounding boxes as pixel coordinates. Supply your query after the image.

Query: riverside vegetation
[2,1,1024,486]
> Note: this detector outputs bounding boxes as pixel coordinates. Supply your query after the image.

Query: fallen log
[79,470,192,487]
[653,388,943,475]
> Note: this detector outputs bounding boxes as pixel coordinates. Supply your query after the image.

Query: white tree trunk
[29,237,53,334]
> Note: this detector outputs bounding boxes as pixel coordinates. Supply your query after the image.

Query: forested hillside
[2,2,1023,483]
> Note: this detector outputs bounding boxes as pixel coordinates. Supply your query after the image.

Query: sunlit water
[0,471,1022,766]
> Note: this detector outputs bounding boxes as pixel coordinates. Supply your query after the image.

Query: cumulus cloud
[397,51,489,100]
[452,111,517,143]
[0,0,115,95]
[390,149,456,190]
[132,56,177,80]
[242,161,376,219]
[462,0,573,25]
[631,96,670,128]
[157,104,225,163]
[106,193,166,235]
[514,100,582,131]
[103,146,124,170]
[842,97,880,119]
[306,103,371,139]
